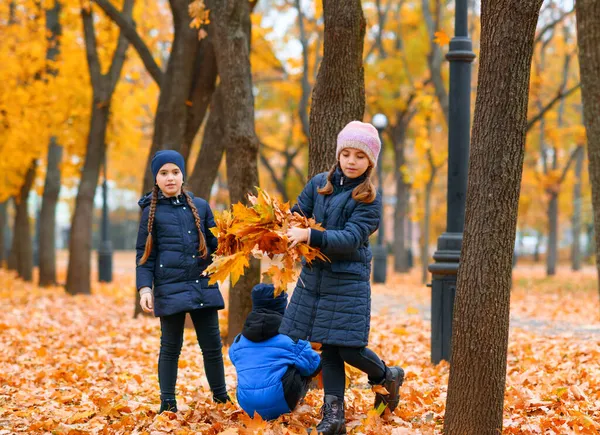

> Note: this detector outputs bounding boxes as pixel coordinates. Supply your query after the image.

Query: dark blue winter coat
[135,190,225,317]
[279,167,381,347]
[229,309,320,421]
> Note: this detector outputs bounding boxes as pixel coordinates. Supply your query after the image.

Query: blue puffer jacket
[229,309,320,421]
[279,167,381,347]
[135,190,225,317]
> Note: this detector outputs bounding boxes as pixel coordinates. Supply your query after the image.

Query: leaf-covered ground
[1,258,599,434]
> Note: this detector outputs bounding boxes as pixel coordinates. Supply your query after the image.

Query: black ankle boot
[213,394,232,404]
[314,395,346,435]
[159,399,178,414]
[372,366,405,413]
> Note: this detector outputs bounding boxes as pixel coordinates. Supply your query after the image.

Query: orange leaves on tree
[205,188,327,295]
[433,30,451,46]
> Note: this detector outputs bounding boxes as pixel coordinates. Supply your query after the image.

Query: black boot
[372,366,405,413]
[213,394,232,404]
[314,395,346,435]
[159,398,178,414]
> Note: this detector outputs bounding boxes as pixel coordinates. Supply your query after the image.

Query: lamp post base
[98,240,113,283]
[372,244,387,284]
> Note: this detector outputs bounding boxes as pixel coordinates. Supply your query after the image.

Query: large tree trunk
[66,2,132,295]
[444,1,543,434]
[39,140,63,286]
[210,0,260,344]
[187,88,225,200]
[546,192,558,275]
[39,1,62,287]
[0,201,7,266]
[66,104,110,295]
[10,162,37,281]
[571,146,584,271]
[576,0,600,304]
[307,0,366,178]
[141,3,218,194]
[421,176,434,284]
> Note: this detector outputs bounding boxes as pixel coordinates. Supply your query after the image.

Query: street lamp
[427,0,475,364]
[372,113,388,284]
[98,153,113,282]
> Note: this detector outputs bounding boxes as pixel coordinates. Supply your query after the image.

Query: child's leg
[159,312,187,401]
[321,345,346,399]
[281,367,313,411]
[337,346,386,384]
[189,309,227,399]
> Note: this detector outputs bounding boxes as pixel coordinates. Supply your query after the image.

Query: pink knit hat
[336,121,381,167]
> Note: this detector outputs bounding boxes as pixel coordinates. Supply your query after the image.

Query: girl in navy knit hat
[136,150,229,413]
[229,283,321,421]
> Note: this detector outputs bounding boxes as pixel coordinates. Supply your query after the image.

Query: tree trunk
[187,88,225,200]
[576,0,600,304]
[546,192,558,275]
[571,146,584,271]
[66,104,110,295]
[10,162,37,282]
[421,176,434,284]
[0,201,6,266]
[444,1,543,434]
[210,0,260,344]
[39,140,63,286]
[39,0,62,287]
[66,1,132,295]
[393,115,412,273]
[533,230,542,262]
[308,0,366,178]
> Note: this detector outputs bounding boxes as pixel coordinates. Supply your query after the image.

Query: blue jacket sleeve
[135,206,156,291]
[314,193,382,254]
[293,339,321,377]
[204,201,219,256]
[291,175,319,217]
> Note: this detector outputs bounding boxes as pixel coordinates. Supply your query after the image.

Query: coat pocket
[330,261,367,281]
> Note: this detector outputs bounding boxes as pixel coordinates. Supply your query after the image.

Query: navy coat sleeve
[135,206,156,291]
[291,175,319,217]
[318,194,382,254]
[204,201,219,255]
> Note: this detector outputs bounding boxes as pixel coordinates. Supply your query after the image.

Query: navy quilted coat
[135,190,225,317]
[279,167,381,347]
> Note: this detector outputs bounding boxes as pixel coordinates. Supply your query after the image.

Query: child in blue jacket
[229,284,321,421]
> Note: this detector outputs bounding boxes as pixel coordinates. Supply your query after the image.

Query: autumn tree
[576,0,600,302]
[444,0,543,433]
[66,0,133,295]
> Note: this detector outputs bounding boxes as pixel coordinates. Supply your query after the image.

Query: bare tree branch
[527,83,581,132]
[535,7,575,45]
[107,0,134,94]
[295,0,311,141]
[81,8,102,91]
[558,146,584,185]
[93,0,164,86]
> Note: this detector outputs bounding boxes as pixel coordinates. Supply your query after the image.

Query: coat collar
[331,166,368,191]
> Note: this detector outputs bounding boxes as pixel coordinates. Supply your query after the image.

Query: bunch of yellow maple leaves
[205,188,327,295]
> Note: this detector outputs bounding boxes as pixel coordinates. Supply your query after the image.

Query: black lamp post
[98,153,113,282]
[427,0,475,364]
[372,113,388,284]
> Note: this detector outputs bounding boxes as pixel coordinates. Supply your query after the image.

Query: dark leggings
[159,309,227,400]
[321,345,386,399]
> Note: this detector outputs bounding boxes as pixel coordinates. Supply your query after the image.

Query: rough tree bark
[210,0,261,344]
[576,0,600,305]
[39,0,63,287]
[444,1,543,433]
[308,0,366,178]
[66,0,133,295]
[571,145,584,271]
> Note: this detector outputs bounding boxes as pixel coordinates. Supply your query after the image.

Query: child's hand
[287,226,309,248]
[140,290,154,313]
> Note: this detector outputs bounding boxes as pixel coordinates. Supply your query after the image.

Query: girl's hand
[287,226,309,248]
[140,290,154,313]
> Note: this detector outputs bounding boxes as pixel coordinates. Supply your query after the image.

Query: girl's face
[339,148,370,178]
[156,163,183,197]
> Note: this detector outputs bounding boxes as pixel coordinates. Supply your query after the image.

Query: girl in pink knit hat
[281,121,405,434]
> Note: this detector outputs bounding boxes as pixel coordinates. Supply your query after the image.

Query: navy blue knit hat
[251,283,287,315]
[151,150,186,181]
